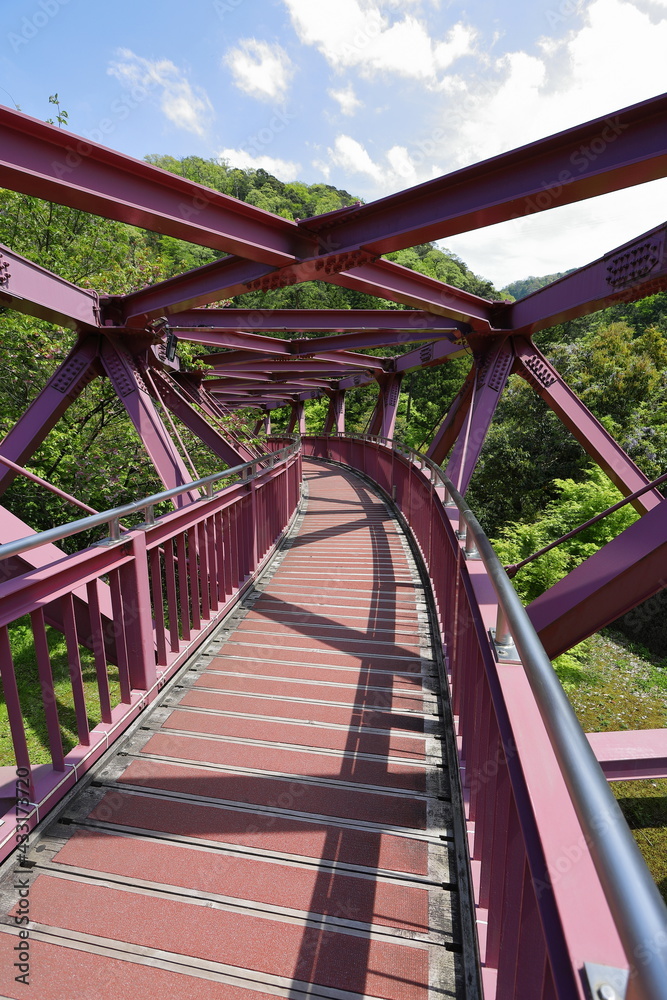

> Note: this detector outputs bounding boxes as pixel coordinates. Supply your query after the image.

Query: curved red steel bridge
[0,94,666,998]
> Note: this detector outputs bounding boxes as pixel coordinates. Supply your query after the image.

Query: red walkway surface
[0,460,463,1000]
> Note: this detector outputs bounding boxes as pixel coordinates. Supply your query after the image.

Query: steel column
[513,337,663,513]
[446,341,513,495]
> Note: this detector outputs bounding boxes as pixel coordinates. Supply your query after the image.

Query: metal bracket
[489,627,518,662]
[583,962,628,1000]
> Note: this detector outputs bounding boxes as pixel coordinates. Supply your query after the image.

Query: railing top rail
[0,435,300,564]
[312,431,667,997]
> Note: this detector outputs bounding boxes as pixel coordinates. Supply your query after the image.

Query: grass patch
[0,616,121,768]
[554,630,667,901]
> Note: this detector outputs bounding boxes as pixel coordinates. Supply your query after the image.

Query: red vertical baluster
[207,514,219,613]
[187,527,201,631]
[85,580,112,723]
[495,801,525,999]
[149,547,168,668]
[197,519,210,621]
[31,611,65,770]
[61,593,90,746]
[0,626,33,796]
[163,537,180,653]
[109,569,132,702]
[176,533,191,641]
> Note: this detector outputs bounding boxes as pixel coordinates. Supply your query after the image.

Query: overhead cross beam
[301,93,667,253]
[0,243,99,329]
[504,221,667,334]
[0,106,312,266]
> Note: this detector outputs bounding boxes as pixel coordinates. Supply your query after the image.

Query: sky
[1,0,666,290]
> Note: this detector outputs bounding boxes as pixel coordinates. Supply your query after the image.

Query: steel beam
[323,391,346,435]
[426,367,476,466]
[0,337,100,496]
[99,338,198,504]
[169,308,465,333]
[304,93,667,253]
[445,340,513,494]
[287,400,306,435]
[146,369,252,467]
[200,354,384,373]
[528,499,667,658]
[368,374,403,439]
[171,373,258,460]
[117,255,489,328]
[0,106,310,266]
[513,337,663,513]
[0,244,99,329]
[395,338,466,373]
[506,222,667,335]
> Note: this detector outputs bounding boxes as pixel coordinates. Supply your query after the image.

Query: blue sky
[1,0,666,288]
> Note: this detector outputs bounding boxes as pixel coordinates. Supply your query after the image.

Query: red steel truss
[1,92,667,998]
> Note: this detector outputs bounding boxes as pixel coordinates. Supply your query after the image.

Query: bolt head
[597,986,617,1000]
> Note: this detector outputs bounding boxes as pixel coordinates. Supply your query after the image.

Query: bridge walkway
[0,460,465,1000]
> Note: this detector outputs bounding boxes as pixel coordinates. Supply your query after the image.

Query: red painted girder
[0,107,310,266]
[369,374,403,439]
[117,255,489,328]
[172,374,257,461]
[426,367,475,465]
[507,221,667,335]
[323,389,346,434]
[0,338,100,496]
[445,340,513,494]
[528,498,667,658]
[513,337,663,514]
[304,93,667,253]
[205,379,332,391]
[147,370,253,467]
[169,308,463,333]
[291,327,461,354]
[325,259,493,326]
[201,356,383,376]
[394,338,466,373]
[99,339,199,504]
[586,729,667,781]
[335,371,377,391]
[0,243,99,328]
[199,346,386,370]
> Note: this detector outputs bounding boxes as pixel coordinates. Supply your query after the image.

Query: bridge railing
[0,437,301,863]
[303,433,667,1000]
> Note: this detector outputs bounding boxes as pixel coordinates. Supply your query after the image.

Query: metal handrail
[0,435,300,563]
[316,431,667,998]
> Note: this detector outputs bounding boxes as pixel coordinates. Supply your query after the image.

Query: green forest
[1,148,667,893]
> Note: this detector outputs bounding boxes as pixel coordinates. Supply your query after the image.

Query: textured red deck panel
[88,789,430,874]
[53,827,430,932]
[118,757,426,828]
[140,730,426,791]
[20,875,429,1000]
[162,708,427,759]
[181,687,426,732]
[0,463,443,999]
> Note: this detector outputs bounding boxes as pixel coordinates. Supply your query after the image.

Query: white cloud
[329,84,362,116]
[284,0,475,84]
[310,0,667,288]
[107,50,213,136]
[224,39,294,103]
[319,134,432,188]
[218,148,302,181]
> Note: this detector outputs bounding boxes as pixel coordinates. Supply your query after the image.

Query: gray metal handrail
[317,431,667,999]
[0,435,300,563]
